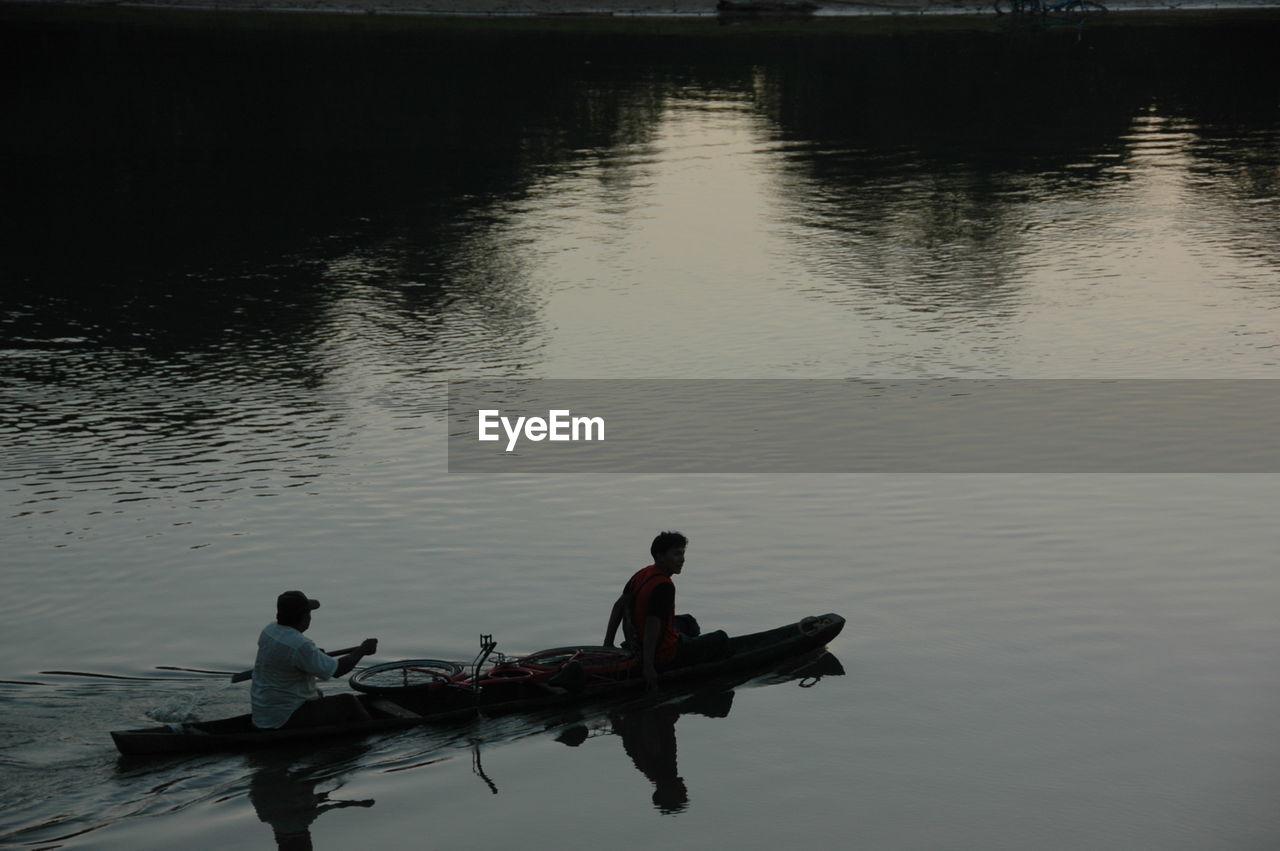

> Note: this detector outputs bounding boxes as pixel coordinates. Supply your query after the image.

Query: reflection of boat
[111,613,843,756]
[716,0,821,15]
[553,649,845,814]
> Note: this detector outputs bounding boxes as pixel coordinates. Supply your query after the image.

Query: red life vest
[624,565,679,664]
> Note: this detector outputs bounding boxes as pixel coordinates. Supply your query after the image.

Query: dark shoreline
[4,0,1280,29]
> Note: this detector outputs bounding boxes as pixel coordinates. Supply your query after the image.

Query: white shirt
[250,622,339,729]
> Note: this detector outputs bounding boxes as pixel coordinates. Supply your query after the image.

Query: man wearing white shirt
[251,590,379,729]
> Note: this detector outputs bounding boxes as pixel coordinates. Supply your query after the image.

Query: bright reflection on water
[2,9,1280,850]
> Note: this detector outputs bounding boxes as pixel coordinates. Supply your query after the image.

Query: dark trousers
[671,614,730,668]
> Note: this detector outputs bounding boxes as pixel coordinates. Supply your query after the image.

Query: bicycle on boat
[994,0,1107,17]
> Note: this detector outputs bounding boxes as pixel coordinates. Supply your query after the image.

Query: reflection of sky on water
[2,16,1276,563]
[3,15,1278,624]
[4,18,1277,395]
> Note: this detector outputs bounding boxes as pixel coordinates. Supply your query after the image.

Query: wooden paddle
[230,646,362,683]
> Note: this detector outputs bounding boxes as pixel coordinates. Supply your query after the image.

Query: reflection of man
[609,691,734,814]
[555,691,735,814]
[555,654,843,814]
[603,532,729,690]
[251,590,378,729]
[248,748,374,851]
[611,702,687,813]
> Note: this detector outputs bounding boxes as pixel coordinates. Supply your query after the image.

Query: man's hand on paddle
[332,639,379,678]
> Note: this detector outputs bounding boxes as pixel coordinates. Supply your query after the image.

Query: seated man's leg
[674,613,702,638]
[283,694,372,728]
[670,629,730,668]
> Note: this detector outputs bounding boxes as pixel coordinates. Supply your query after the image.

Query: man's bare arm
[604,596,625,647]
[332,638,378,678]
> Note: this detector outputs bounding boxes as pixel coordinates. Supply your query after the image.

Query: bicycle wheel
[519,646,633,669]
[349,659,463,693]
[1057,0,1107,15]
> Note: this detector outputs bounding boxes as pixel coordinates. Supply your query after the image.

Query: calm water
[2,8,1280,849]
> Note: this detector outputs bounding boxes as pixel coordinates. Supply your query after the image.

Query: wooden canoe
[716,0,821,15]
[111,613,844,756]
[110,696,429,756]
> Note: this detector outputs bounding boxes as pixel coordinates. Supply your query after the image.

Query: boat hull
[110,697,426,756]
[716,0,821,15]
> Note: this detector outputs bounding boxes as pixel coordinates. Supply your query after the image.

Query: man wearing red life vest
[603,531,729,690]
